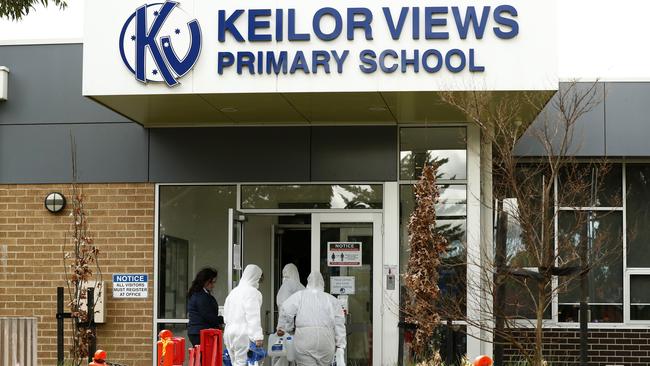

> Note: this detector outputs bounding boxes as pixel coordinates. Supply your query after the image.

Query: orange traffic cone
[473,355,493,366]
[89,350,107,365]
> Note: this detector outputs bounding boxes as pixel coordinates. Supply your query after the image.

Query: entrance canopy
[83,0,558,126]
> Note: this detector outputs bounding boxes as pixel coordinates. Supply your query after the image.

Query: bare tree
[63,137,103,365]
[428,83,619,366]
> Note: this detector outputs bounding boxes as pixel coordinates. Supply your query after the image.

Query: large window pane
[631,275,650,320]
[558,211,623,323]
[558,164,622,207]
[558,304,623,323]
[399,184,467,364]
[241,184,382,209]
[495,165,551,269]
[158,186,236,319]
[626,164,650,267]
[503,275,552,320]
[400,127,467,180]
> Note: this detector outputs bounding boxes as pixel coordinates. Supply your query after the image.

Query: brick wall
[504,328,650,366]
[0,184,155,366]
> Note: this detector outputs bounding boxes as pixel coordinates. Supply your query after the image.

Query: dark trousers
[189,334,201,347]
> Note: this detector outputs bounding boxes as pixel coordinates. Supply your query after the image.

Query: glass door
[311,213,382,366]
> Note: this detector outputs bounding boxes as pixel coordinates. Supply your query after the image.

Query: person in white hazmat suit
[224,264,265,366]
[276,271,346,366]
[273,264,306,366]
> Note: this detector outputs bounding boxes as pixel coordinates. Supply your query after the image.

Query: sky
[0,0,649,81]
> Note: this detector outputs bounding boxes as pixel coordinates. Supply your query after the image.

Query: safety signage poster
[112,274,148,298]
[327,242,362,267]
[331,276,356,295]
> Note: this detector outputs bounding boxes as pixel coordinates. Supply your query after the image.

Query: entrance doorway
[228,211,382,366]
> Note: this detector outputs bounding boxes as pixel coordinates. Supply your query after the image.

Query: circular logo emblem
[119,1,201,86]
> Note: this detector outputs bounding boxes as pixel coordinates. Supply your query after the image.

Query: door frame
[311,212,383,366]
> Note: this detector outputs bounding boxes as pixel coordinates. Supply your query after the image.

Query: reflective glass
[400,127,467,180]
[558,305,623,323]
[401,324,467,365]
[503,275,552,320]
[399,183,467,364]
[558,164,622,207]
[630,275,650,320]
[320,223,373,366]
[241,184,382,209]
[626,164,650,267]
[158,186,236,319]
[558,211,623,322]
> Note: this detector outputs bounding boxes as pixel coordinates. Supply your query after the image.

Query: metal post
[579,216,590,366]
[87,288,96,363]
[445,320,453,365]
[494,200,507,365]
[56,287,64,365]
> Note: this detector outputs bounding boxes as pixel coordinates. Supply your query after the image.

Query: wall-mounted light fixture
[45,192,66,213]
[0,66,8,101]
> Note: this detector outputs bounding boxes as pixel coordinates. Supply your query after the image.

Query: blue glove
[223,348,233,366]
[247,341,267,364]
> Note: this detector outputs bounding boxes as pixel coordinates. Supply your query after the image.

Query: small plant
[403,163,448,356]
[62,137,103,365]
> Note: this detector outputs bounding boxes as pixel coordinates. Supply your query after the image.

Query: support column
[382,182,400,366]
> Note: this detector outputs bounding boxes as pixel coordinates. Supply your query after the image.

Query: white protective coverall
[277,272,346,366]
[224,264,264,366]
[273,264,306,366]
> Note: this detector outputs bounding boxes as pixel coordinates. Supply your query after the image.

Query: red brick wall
[0,184,155,366]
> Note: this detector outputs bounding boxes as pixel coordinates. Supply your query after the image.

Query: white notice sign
[327,242,362,267]
[112,274,148,298]
[330,276,356,295]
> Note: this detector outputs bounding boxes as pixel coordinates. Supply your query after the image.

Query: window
[626,164,650,267]
[497,164,626,324]
[556,165,624,323]
[398,126,468,365]
[157,185,236,343]
[241,184,382,209]
[557,211,624,323]
[630,275,650,320]
[400,127,467,181]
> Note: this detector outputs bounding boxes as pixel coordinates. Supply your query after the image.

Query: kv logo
[119,1,201,87]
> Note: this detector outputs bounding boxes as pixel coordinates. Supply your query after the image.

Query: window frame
[506,162,650,328]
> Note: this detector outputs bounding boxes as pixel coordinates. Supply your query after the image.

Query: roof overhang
[89,90,555,127]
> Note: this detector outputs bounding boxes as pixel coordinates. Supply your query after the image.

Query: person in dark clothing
[187,267,224,346]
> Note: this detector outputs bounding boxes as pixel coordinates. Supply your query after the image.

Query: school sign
[83,0,557,95]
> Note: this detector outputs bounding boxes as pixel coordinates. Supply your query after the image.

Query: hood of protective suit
[306,271,325,291]
[277,263,305,307]
[240,264,263,289]
[282,263,301,284]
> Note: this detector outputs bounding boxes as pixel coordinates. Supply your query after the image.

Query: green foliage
[0,0,67,20]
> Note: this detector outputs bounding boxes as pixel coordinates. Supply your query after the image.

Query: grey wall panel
[605,83,650,156]
[0,44,129,124]
[0,123,148,183]
[149,127,310,182]
[311,126,397,181]
[515,83,605,156]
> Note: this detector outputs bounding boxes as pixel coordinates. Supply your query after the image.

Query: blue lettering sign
[452,6,490,39]
[493,5,519,39]
[382,7,409,40]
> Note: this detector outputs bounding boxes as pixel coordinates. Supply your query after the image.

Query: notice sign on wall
[112,274,148,298]
[327,242,362,267]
